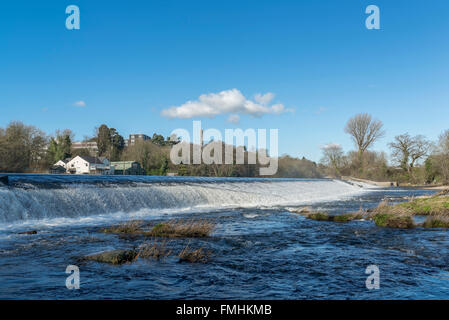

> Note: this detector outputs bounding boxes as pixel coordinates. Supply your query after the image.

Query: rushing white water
[0,178,371,226]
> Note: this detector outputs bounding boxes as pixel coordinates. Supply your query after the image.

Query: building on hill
[66,156,113,175]
[111,161,145,175]
[71,141,98,156]
[126,134,151,147]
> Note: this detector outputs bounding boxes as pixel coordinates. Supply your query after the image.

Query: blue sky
[1,0,449,162]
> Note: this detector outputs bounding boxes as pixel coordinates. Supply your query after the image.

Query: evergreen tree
[159,156,169,175]
[97,124,111,156]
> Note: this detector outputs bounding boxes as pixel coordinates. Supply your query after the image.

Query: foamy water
[0,176,372,230]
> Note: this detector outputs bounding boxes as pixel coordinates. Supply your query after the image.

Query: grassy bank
[294,189,449,229]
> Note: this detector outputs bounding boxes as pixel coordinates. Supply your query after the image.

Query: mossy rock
[307,212,330,221]
[84,249,137,265]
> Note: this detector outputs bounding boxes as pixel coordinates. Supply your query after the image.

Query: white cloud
[254,92,275,105]
[227,114,240,124]
[73,100,86,107]
[161,89,293,119]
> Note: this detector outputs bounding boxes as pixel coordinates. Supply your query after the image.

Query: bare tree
[439,130,449,155]
[344,113,385,167]
[320,143,344,176]
[435,130,449,183]
[389,133,432,172]
[409,135,432,169]
[389,133,413,171]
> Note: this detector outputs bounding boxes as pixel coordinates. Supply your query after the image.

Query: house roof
[55,159,70,164]
[58,158,72,164]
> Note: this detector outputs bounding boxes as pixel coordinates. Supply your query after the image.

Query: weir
[0,176,369,224]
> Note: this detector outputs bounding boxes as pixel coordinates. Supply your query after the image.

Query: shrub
[178,245,209,263]
[99,220,144,234]
[147,220,215,238]
[135,241,172,260]
[422,216,449,228]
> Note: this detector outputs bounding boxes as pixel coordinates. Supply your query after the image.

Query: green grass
[422,216,449,228]
[373,213,415,229]
[395,196,449,216]
[98,219,215,238]
[301,194,449,229]
[306,212,330,221]
[147,220,215,238]
[333,212,365,222]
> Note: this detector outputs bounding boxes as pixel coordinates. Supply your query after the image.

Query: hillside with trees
[0,121,321,178]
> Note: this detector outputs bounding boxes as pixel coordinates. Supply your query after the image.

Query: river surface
[0,175,447,299]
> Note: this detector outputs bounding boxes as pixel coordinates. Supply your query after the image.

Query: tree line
[9,115,448,184]
[0,122,176,174]
[320,113,449,185]
[0,121,321,178]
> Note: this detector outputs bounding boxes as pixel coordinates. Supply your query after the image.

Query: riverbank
[341,176,399,187]
[341,176,448,190]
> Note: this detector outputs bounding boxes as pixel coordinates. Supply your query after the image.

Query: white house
[66,156,114,175]
[54,158,70,169]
